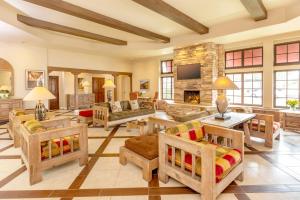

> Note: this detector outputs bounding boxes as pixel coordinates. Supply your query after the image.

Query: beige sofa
[93,101,155,130]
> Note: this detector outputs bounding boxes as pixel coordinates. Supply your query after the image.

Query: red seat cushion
[79,110,93,117]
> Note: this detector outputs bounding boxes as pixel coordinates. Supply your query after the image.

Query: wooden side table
[280,109,300,132]
[126,120,147,135]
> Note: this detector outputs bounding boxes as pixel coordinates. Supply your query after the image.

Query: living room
[0,0,300,200]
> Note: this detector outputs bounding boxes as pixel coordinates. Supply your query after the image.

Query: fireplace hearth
[184,90,200,104]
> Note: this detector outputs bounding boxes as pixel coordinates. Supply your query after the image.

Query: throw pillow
[130,100,139,110]
[110,101,122,113]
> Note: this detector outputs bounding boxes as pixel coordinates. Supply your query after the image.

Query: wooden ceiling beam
[131,0,208,34]
[240,0,267,21]
[17,14,127,45]
[23,0,170,43]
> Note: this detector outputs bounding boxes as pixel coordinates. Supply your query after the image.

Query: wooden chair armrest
[40,117,71,128]
[93,105,109,117]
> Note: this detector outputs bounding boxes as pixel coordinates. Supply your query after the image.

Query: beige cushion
[130,100,139,110]
[110,101,122,113]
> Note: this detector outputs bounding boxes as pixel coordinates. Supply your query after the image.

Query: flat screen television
[177,63,201,80]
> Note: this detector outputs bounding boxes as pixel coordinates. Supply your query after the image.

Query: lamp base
[35,101,47,121]
[215,113,231,120]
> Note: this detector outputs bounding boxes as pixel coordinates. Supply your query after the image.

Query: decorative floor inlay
[0,110,299,199]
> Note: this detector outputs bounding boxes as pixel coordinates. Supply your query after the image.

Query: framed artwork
[139,79,150,90]
[78,78,84,90]
[25,69,45,90]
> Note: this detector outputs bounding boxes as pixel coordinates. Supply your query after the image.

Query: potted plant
[287,99,299,110]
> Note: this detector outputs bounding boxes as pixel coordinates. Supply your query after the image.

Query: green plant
[287,99,299,109]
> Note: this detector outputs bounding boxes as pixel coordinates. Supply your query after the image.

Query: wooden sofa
[159,122,244,200]
[93,101,155,130]
[19,117,88,185]
[8,110,55,147]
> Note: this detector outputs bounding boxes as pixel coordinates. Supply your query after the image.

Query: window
[225,47,263,68]
[274,70,300,107]
[275,42,300,65]
[161,59,174,100]
[226,72,263,105]
[161,76,174,100]
[161,60,173,74]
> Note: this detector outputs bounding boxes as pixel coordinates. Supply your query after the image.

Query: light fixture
[102,79,116,102]
[212,76,238,120]
[23,86,56,121]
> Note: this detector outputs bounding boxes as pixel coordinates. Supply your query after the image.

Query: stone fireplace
[184,90,200,104]
[173,42,225,105]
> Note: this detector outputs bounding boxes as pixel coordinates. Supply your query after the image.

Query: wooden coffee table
[126,120,147,135]
[200,112,256,146]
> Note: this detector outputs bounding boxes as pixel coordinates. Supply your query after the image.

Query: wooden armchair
[159,124,244,200]
[248,113,280,147]
[19,117,88,185]
[8,111,55,147]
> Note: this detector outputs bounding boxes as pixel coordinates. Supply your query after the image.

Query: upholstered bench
[77,109,93,124]
[119,134,158,182]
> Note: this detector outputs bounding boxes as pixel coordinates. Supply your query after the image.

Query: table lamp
[212,76,238,120]
[102,79,116,102]
[23,86,56,121]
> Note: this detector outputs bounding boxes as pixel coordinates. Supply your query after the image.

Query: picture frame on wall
[78,78,84,90]
[25,69,45,90]
[139,79,150,90]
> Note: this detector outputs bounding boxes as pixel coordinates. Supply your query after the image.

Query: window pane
[253,98,262,105]
[253,48,262,57]
[288,90,299,98]
[288,53,299,62]
[233,74,242,81]
[276,89,286,98]
[226,52,233,60]
[288,71,299,80]
[234,51,242,59]
[253,89,262,97]
[233,59,242,67]
[288,80,299,89]
[276,81,286,89]
[244,74,252,81]
[234,96,241,104]
[276,71,286,80]
[276,54,287,63]
[244,89,252,96]
[244,49,252,58]
[276,98,287,107]
[244,81,252,88]
[253,57,262,65]
[288,43,299,53]
[244,97,252,104]
[244,58,252,66]
[276,45,287,54]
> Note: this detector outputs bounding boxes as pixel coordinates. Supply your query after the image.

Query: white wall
[131,54,173,98]
[0,42,132,109]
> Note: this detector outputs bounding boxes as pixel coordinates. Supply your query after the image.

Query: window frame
[161,76,174,100]
[226,72,263,106]
[225,47,263,69]
[273,69,300,108]
[274,41,300,66]
[160,59,173,74]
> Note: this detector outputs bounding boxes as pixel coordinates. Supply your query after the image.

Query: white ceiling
[1,0,300,59]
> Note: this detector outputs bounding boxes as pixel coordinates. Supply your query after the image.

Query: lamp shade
[212,76,239,90]
[102,79,116,89]
[23,86,56,101]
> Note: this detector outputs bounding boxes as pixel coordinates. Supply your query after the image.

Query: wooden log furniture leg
[119,146,158,182]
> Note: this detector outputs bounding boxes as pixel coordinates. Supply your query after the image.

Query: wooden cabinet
[66,93,95,110]
[0,98,23,121]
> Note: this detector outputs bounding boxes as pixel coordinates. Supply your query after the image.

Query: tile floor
[0,110,299,199]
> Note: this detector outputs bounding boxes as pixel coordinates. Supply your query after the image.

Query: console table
[0,97,23,121]
[280,109,300,132]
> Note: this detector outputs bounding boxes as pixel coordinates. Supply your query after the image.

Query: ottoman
[77,109,93,124]
[119,134,158,182]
